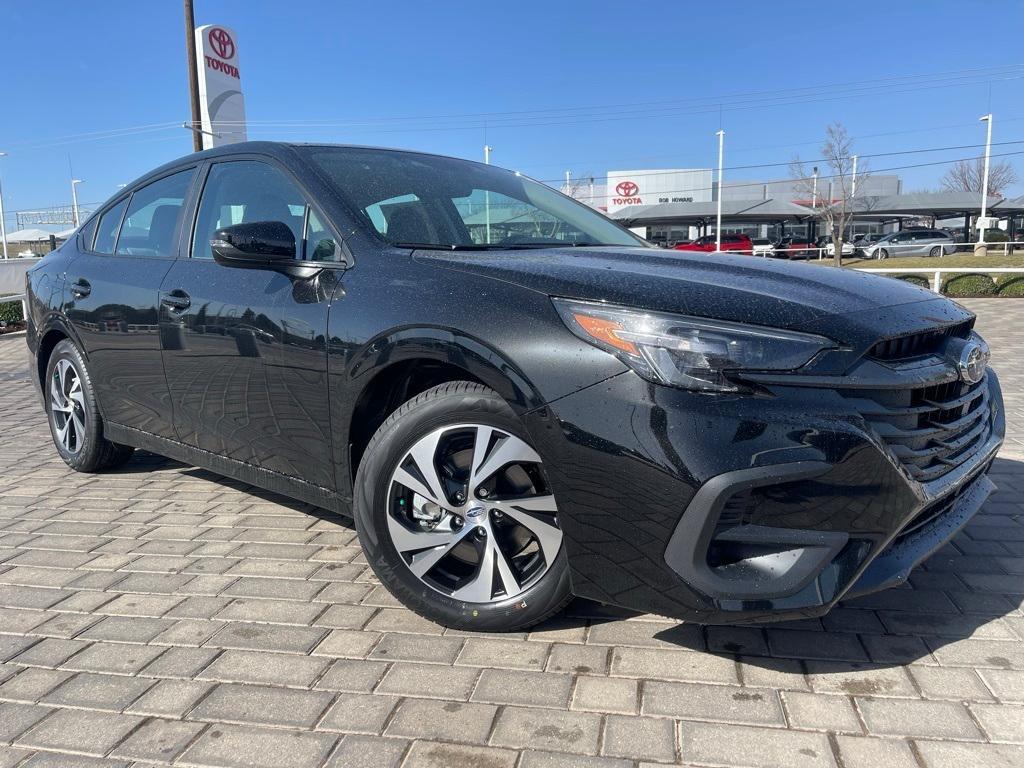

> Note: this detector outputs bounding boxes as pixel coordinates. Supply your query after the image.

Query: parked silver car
[862,229,957,259]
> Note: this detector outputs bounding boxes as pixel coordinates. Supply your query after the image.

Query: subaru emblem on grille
[957,340,989,385]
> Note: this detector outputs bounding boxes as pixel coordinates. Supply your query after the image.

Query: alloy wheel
[50,358,86,454]
[387,424,562,603]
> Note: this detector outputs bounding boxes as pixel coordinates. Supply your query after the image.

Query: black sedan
[26,142,1003,630]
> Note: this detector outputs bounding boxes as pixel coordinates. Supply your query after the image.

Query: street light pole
[0,152,8,260]
[70,179,84,228]
[979,114,993,245]
[715,130,724,252]
[849,154,858,243]
[483,145,493,244]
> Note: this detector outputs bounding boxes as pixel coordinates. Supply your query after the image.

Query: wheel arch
[34,316,83,394]
[344,328,546,485]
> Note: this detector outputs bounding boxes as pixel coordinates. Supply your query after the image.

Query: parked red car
[673,234,753,254]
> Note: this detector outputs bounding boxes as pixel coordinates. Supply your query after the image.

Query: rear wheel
[45,340,134,472]
[354,382,571,631]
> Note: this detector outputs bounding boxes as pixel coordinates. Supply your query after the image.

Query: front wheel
[354,382,571,631]
[929,246,942,258]
[877,249,889,260]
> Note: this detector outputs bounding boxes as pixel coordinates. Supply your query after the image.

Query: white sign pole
[715,130,724,252]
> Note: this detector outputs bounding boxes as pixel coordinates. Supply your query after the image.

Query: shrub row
[0,301,24,324]
[893,273,1024,296]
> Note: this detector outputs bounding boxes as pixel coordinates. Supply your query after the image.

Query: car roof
[142,140,482,180]
[88,140,503,223]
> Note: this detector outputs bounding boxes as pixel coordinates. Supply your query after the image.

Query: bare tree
[562,172,599,207]
[941,158,1018,197]
[789,123,868,266]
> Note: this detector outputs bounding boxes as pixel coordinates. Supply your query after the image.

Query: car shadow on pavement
[111,452,1022,672]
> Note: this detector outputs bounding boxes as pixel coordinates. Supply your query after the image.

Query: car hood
[415,246,957,333]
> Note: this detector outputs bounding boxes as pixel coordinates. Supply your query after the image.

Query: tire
[354,381,572,631]
[44,339,134,472]
[929,246,942,258]
[877,249,889,260]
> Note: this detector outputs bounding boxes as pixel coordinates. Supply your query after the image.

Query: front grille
[893,461,991,543]
[843,377,993,483]
[868,321,972,361]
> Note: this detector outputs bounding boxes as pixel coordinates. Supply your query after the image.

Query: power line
[556,149,1024,202]
[4,66,1020,155]
[537,139,1024,184]
[6,148,1021,216]
[526,116,1024,171]
[229,65,1024,128]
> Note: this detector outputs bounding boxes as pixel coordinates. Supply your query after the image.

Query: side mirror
[211,221,296,268]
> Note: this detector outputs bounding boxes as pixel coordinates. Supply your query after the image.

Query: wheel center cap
[466,505,485,520]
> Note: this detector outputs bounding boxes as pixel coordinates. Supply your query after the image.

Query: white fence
[752,239,1024,260]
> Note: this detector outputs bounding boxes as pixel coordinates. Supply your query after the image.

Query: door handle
[70,279,91,299]
[160,290,191,312]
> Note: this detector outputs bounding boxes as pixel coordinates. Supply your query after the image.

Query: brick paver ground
[0,298,1021,768]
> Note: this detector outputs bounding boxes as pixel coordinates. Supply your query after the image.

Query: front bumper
[524,367,1004,624]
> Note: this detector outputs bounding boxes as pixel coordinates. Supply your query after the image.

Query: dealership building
[565,169,902,243]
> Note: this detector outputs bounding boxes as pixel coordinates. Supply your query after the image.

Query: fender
[345,325,546,414]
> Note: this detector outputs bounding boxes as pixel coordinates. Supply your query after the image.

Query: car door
[63,167,197,439]
[159,157,343,490]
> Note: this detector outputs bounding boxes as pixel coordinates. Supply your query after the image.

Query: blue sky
[2,0,1022,224]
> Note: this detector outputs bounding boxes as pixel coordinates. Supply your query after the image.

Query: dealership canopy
[849,191,1006,218]
[611,199,815,227]
[4,228,59,243]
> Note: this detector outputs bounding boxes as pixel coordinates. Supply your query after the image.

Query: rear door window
[115,169,195,257]
[92,198,129,254]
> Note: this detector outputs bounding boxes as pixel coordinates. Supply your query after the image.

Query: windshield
[303,147,648,250]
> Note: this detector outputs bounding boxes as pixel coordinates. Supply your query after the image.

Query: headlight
[553,298,835,392]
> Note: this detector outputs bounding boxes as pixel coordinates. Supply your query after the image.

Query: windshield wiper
[393,241,618,251]
[393,242,508,251]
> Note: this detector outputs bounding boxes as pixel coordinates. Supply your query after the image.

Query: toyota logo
[208,27,235,59]
[615,181,639,197]
[957,339,989,385]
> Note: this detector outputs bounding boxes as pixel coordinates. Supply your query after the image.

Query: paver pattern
[0,298,1021,768]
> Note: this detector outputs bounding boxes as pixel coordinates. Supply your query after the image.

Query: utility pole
[71,179,84,228]
[184,0,203,152]
[978,114,993,249]
[715,130,724,252]
[0,152,8,259]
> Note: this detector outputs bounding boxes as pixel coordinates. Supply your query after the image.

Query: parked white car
[751,237,775,256]
[823,240,855,257]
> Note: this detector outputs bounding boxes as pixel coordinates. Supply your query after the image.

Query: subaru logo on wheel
[466,505,485,520]
[957,339,989,384]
